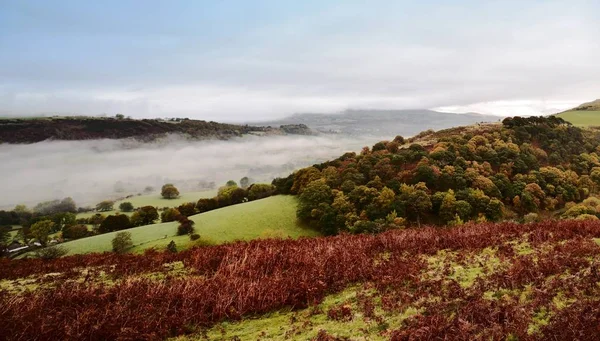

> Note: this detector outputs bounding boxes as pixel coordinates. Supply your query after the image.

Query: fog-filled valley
[0,133,373,208]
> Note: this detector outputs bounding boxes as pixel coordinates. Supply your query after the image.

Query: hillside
[555,99,600,127]
[0,116,313,144]
[258,109,500,137]
[60,195,317,255]
[3,220,600,340]
[273,116,600,235]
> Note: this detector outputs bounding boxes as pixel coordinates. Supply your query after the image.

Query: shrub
[112,232,132,254]
[190,233,200,241]
[119,202,134,212]
[176,216,195,236]
[35,245,68,259]
[166,240,177,253]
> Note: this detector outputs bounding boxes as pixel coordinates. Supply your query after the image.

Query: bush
[119,202,134,212]
[190,233,200,241]
[166,240,177,253]
[35,245,68,259]
[112,232,133,254]
[176,216,195,236]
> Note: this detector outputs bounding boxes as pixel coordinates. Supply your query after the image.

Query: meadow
[555,110,600,127]
[3,220,600,340]
[63,195,318,255]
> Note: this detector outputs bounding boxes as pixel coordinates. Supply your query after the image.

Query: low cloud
[0,134,372,209]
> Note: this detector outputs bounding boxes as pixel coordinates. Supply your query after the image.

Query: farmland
[3,220,600,340]
[61,195,317,255]
[555,110,600,127]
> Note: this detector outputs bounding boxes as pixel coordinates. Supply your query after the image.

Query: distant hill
[555,99,600,127]
[258,109,500,138]
[0,117,313,144]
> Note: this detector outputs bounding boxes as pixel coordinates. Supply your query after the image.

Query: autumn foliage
[2,219,600,340]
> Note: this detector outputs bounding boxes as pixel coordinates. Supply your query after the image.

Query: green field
[76,190,217,219]
[556,110,600,127]
[61,195,319,255]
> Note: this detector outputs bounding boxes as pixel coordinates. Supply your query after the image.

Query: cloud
[0,1,599,119]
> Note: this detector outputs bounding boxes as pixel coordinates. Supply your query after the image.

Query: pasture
[62,195,318,255]
[555,110,600,127]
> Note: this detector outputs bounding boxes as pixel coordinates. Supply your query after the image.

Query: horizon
[1,1,599,121]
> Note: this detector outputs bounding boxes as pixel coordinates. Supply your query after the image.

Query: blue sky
[1,0,599,121]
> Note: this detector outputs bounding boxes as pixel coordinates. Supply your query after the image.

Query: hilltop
[256,109,500,137]
[0,116,314,144]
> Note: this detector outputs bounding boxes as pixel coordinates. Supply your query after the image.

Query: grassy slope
[76,190,217,219]
[62,195,319,255]
[555,110,600,127]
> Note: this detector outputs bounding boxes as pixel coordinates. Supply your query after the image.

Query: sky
[1,0,599,122]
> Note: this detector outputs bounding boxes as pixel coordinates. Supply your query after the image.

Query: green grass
[173,286,421,341]
[556,110,600,127]
[61,195,319,255]
[76,190,217,219]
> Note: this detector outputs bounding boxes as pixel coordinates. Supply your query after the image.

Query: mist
[0,134,376,209]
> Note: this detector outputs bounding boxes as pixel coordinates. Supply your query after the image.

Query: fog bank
[0,134,375,208]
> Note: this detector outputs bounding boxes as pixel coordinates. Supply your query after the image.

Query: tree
[0,226,10,254]
[177,202,196,217]
[248,184,275,200]
[160,208,181,223]
[177,216,196,235]
[51,212,76,232]
[96,200,114,212]
[88,213,106,232]
[226,180,238,187]
[112,232,133,254]
[161,184,180,199]
[130,206,159,227]
[297,179,333,222]
[240,177,251,189]
[119,202,134,212]
[196,198,218,213]
[166,240,177,253]
[399,183,432,227]
[99,214,131,233]
[62,224,89,240]
[30,220,54,246]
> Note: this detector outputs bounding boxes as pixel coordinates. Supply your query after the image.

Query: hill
[258,109,500,137]
[555,99,600,126]
[60,195,318,255]
[0,116,313,144]
[273,115,600,235]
